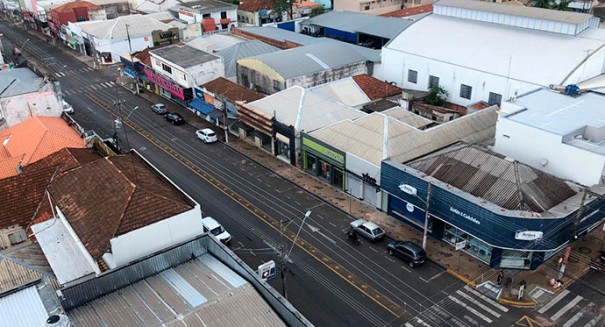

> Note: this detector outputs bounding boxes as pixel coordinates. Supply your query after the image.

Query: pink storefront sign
[144,68,185,100]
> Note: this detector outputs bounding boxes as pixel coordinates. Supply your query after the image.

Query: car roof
[155,103,165,106]
[199,128,213,133]
[201,217,220,228]
[363,221,382,230]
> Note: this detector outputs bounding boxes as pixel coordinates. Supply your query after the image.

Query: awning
[189,98,214,115]
[208,109,223,120]
[66,38,79,46]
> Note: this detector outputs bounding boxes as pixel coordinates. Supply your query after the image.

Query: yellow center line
[85,93,405,318]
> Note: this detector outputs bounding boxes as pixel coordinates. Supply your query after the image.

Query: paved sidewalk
[16,19,600,305]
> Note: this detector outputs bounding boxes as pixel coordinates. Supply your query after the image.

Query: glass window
[305,153,317,173]
[221,11,227,19]
[273,80,282,91]
[428,75,439,88]
[488,92,502,106]
[333,167,344,189]
[408,70,418,84]
[460,84,472,99]
[444,224,491,263]
[501,250,532,269]
[318,159,330,180]
[277,140,290,161]
[162,63,172,74]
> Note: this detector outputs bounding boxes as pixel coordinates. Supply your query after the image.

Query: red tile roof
[381,4,433,17]
[238,0,273,13]
[0,117,85,179]
[0,148,101,231]
[352,74,402,100]
[53,1,102,13]
[200,77,264,103]
[49,152,194,259]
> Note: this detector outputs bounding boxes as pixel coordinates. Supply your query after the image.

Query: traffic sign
[258,260,276,281]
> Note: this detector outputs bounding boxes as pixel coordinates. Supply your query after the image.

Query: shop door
[362,181,378,208]
[346,174,362,198]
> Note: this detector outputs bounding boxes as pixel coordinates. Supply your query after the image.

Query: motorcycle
[345,230,360,246]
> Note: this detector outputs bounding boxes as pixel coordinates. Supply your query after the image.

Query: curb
[496,297,536,307]
[446,268,477,288]
[428,258,448,270]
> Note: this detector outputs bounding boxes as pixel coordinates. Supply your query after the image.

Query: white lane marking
[432,305,466,327]
[405,323,414,327]
[401,265,411,273]
[109,81,116,86]
[448,295,493,323]
[583,313,603,327]
[63,90,72,96]
[307,224,336,244]
[427,270,446,282]
[551,295,583,322]
[104,82,114,87]
[463,315,478,326]
[538,289,570,314]
[90,85,97,90]
[415,318,432,327]
[563,303,594,327]
[464,285,509,312]
[456,290,501,318]
[419,277,429,283]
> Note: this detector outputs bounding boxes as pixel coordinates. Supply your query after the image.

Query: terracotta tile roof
[293,1,322,8]
[0,148,101,231]
[200,77,264,103]
[49,153,194,260]
[381,4,433,17]
[53,1,102,13]
[238,0,273,13]
[352,74,402,100]
[0,117,85,179]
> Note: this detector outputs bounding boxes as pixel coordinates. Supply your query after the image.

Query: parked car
[164,112,184,125]
[350,219,385,242]
[196,128,217,143]
[62,100,74,115]
[387,241,426,267]
[151,103,168,114]
[202,217,231,245]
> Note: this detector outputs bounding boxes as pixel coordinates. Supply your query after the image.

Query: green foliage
[310,6,325,17]
[271,0,292,20]
[424,85,448,107]
[531,0,573,10]
[229,0,239,4]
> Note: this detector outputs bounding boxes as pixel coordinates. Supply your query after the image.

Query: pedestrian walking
[497,271,504,286]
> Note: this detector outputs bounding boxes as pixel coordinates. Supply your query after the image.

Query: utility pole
[124,23,139,94]
[422,182,432,251]
[559,190,587,280]
[278,210,311,300]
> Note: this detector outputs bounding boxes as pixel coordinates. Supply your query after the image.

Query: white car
[202,217,231,245]
[196,128,218,143]
[62,100,74,115]
[350,219,386,242]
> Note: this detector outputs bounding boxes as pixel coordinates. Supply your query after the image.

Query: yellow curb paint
[446,269,477,288]
[497,298,536,307]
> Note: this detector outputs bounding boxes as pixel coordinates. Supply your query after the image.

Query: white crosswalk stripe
[464,285,508,312]
[551,295,583,322]
[448,295,493,323]
[563,303,594,327]
[456,290,501,318]
[538,289,570,314]
[583,313,603,327]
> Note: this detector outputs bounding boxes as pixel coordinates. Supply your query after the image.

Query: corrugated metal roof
[309,106,498,166]
[310,77,371,107]
[385,14,605,87]
[238,27,381,62]
[436,0,593,25]
[407,143,577,212]
[150,44,220,68]
[217,40,280,78]
[0,68,43,97]
[300,10,414,39]
[66,254,285,326]
[0,258,42,294]
[78,14,172,39]
[0,286,48,327]
[244,42,367,79]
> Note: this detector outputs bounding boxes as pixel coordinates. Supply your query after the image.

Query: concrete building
[237,42,369,94]
[381,0,605,106]
[382,142,605,269]
[494,88,605,187]
[171,0,237,34]
[334,0,403,16]
[147,44,223,105]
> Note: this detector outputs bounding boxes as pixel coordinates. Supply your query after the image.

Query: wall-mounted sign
[302,137,345,165]
[455,240,467,251]
[406,203,414,213]
[257,260,276,281]
[144,68,185,100]
[514,231,543,241]
[362,173,377,185]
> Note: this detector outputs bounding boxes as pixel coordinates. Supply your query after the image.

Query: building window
[273,80,281,91]
[221,11,227,19]
[162,63,172,74]
[203,13,211,18]
[428,75,439,88]
[488,92,502,106]
[364,5,370,10]
[183,73,187,81]
[460,84,472,100]
[408,70,418,84]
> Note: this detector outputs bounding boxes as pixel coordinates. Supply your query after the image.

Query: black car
[164,112,185,125]
[387,241,426,268]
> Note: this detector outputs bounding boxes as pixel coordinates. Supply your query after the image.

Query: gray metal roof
[506,89,605,136]
[300,10,414,39]
[246,42,367,79]
[0,286,49,327]
[0,68,44,98]
[217,40,279,78]
[77,14,172,39]
[436,0,593,25]
[238,27,381,62]
[174,0,236,12]
[150,44,220,68]
[407,143,576,212]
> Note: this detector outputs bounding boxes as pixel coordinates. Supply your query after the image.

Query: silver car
[151,103,168,114]
[350,219,386,242]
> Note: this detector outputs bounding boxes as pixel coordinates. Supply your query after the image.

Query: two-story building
[171,0,237,34]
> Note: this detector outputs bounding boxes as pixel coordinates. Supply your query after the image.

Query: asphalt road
[0,20,546,327]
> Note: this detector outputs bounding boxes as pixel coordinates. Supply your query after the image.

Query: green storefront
[301,134,346,190]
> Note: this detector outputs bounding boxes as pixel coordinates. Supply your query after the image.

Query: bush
[424,85,448,107]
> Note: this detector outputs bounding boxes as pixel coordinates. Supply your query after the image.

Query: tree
[424,85,448,107]
[531,0,573,11]
[310,6,325,17]
[271,0,293,21]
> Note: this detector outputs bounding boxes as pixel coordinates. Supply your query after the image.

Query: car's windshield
[207,132,216,137]
[210,226,225,236]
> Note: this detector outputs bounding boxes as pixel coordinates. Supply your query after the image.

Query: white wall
[94,35,153,64]
[381,48,543,106]
[151,54,224,88]
[346,153,381,208]
[0,86,62,127]
[494,116,605,186]
[103,205,204,268]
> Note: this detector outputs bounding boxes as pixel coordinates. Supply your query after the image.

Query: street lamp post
[279,210,312,299]
[399,182,432,251]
